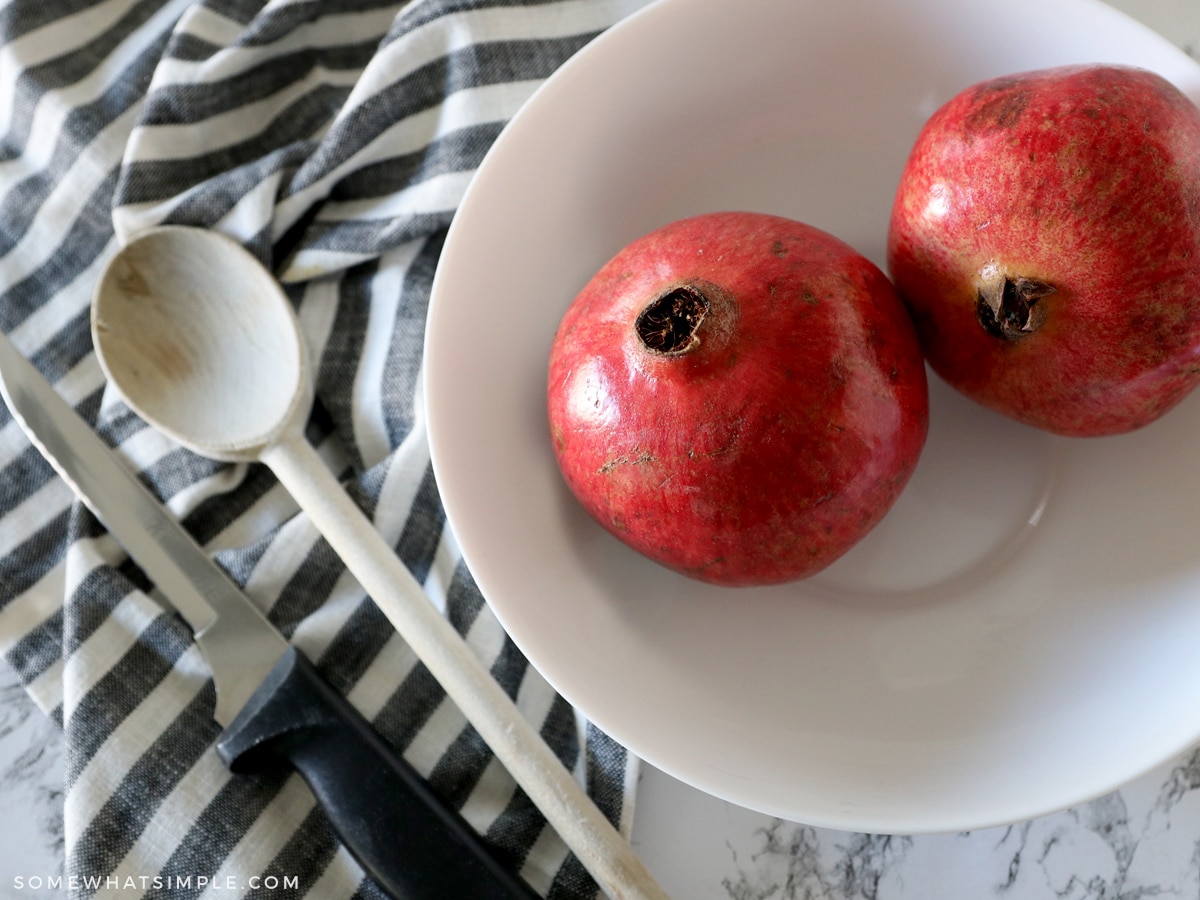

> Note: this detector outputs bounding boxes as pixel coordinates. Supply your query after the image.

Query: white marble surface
[0,666,63,899]
[4,1,1200,898]
[632,751,1200,899]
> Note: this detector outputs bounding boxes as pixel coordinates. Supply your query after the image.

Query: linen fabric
[0,0,651,896]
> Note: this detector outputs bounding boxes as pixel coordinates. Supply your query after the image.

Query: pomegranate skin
[546,212,929,587]
[888,64,1200,436]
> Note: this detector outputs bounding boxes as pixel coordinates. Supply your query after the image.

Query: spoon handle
[261,432,671,900]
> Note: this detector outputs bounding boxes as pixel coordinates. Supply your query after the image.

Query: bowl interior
[425,0,1200,832]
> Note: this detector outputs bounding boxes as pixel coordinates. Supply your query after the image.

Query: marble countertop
[4,1,1200,897]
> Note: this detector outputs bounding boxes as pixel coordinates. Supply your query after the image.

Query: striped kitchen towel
[0,0,654,896]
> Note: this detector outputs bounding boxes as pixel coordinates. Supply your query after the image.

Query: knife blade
[0,328,540,900]
[0,330,288,726]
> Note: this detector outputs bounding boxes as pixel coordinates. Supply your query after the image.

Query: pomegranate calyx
[975,267,1055,341]
[635,283,711,355]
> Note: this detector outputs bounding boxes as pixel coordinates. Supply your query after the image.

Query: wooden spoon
[91,225,669,900]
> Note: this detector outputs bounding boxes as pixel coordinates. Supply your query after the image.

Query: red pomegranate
[546,212,929,587]
[888,64,1200,436]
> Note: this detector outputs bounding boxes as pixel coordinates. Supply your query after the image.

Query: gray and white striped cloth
[0,0,653,896]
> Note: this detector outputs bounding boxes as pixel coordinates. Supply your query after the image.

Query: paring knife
[0,328,540,900]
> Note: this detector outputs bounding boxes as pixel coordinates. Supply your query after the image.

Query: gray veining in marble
[0,667,63,900]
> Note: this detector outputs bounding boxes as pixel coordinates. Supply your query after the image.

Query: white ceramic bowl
[425,0,1200,833]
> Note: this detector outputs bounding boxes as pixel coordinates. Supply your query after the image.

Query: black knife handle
[215,647,541,900]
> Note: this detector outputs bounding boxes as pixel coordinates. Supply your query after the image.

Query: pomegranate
[546,212,929,587]
[888,64,1200,436]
